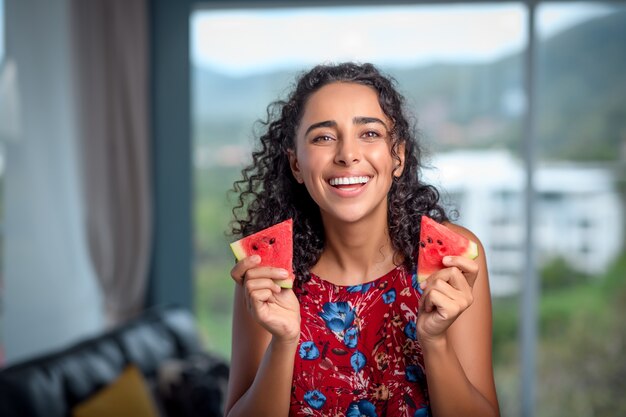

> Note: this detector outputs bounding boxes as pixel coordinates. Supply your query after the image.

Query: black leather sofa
[0,305,228,417]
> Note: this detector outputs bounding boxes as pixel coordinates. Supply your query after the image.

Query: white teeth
[329,176,370,186]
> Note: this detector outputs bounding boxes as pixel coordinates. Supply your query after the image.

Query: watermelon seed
[427,237,433,244]
[269,238,276,245]
[419,241,426,248]
[252,244,259,251]
[437,239,443,245]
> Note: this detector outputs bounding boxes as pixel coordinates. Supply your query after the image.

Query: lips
[326,175,372,197]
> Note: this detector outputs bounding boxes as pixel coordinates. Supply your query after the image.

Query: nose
[334,137,361,166]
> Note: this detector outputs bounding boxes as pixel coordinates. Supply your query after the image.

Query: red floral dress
[290,265,430,417]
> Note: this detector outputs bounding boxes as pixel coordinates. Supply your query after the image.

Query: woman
[225,62,499,417]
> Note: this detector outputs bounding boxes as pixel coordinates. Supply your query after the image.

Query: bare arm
[418,224,500,417]
[224,257,301,417]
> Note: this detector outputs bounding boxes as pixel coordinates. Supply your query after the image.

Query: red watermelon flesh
[417,216,478,283]
[230,219,294,288]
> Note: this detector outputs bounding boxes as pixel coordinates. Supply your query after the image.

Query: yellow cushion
[72,365,160,417]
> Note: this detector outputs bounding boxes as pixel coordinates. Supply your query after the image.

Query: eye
[361,130,383,140]
[311,135,335,143]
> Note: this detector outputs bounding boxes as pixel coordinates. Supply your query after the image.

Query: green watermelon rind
[417,217,479,283]
[276,277,294,289]
[465,240,480,260]
[230,240,247,262]
[229,220,294,289]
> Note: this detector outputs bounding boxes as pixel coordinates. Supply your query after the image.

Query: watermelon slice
[230,219,294,288]
[417,216,479,283]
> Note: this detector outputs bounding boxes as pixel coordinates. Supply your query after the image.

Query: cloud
[191,3,612,76]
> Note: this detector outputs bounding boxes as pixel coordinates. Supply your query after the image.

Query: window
[188,2,626,415]
[0,0,6,365]
[534,3,626,414]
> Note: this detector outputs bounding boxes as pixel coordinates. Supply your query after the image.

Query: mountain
[536,11,626,161]
[192,10,626,162]
[193,69,297,121]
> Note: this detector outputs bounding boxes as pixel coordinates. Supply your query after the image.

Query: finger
[441,267,472,295]
[248,289,276,319]
[423,284,469,317]
[421,287,450,314]
[250,288,274,305]
[421,275,465,306]
[244,266,290,284]
[244,277,282,295]
[420,281,444,313]
[442,256,479,287]
[230,254,261,285]
[425,289,461,321]
[426,276,475,316]
[419,267,454,291]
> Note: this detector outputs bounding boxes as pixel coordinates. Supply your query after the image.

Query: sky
[192,2,614,77]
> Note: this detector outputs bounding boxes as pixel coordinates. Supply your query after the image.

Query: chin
[324,204,385,225]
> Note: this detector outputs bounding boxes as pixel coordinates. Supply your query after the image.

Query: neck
[313,213,399,285]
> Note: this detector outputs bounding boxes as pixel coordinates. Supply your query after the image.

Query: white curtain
[71,0,152,326]
[4,0,103,364]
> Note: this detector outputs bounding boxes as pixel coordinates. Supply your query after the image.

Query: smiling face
[289,82,405,226]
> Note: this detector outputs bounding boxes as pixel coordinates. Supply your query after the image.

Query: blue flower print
[347,282,373,293]
[382,288,396,304]
[319,302,356,332]
[299,341,320,360]
[351,351,366,372]
[412,272,423,294]
[344,326,359,348]
[406,364,426,383]
[304,389,327,410]
[414,406,430,417]
[346,399,378,417]
[404,321,417,341]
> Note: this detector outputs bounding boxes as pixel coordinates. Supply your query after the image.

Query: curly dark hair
[231,62,447,284]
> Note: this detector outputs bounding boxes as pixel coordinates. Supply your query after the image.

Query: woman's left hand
[417,255,479,344]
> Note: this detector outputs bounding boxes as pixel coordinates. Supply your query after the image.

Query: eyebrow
[304,116,388,136]
[304,120,337,136]
[354,116,388,129]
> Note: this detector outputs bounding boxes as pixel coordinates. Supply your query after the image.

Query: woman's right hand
[230,255,301,344]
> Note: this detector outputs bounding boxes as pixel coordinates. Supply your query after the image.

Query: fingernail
[250,255,261,263]
[278,269,289,277]
[442,256,452,264]
[419,281,427,289]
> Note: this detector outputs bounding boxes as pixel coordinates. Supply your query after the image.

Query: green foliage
[490,251,626,417]
[536,252,626,417]
[492,296,519,363]
[193,166,242,359]
[540,256,587,292]
[194,260,234,358]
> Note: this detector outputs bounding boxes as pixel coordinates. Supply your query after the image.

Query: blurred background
[1,1,625,417]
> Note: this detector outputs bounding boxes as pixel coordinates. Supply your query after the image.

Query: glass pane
[191,4,525,414]
[535,3,626,416]
[0,145,4,365]
[0,0,4,61]
[0,0,5,366]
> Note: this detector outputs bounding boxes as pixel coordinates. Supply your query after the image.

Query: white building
[423,150,624,296]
